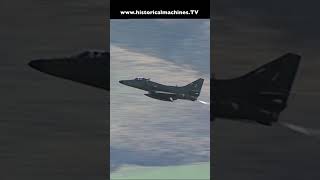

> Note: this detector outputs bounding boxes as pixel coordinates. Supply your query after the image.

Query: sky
[110,19,210,178]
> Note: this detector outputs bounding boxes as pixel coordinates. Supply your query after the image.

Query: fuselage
[212,79,279,125]
[119,78,201,101]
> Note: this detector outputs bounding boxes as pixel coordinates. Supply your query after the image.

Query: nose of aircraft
[28,59,44,71]
[119,80,131,86]
[28,57,110,90]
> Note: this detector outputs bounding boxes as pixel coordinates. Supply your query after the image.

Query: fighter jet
[28,51,300,126]
[119,78,204,102]
[28,50,109,90]
[212,53,301,126]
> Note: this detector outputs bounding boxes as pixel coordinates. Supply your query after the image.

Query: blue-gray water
[110,20,210,173]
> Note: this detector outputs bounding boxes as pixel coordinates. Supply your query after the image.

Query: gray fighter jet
[28,51,300,126]
[119,78,204,102]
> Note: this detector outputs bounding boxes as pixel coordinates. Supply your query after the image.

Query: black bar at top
[111,0,210,19]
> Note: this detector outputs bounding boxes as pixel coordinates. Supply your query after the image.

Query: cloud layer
[110,45,210,171]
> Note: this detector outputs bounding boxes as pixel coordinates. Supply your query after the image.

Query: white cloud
[110,45,210,168]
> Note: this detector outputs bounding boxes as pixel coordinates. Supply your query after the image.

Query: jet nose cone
[119,80,131,86]
[28,59,44,71]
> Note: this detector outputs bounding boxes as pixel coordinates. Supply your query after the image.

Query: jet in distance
[212,53,301,126]
[119,77,204,102]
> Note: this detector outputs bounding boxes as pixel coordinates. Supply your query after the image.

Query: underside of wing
[145,92,178,102]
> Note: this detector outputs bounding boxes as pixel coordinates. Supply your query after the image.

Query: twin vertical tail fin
[185,78,204,98]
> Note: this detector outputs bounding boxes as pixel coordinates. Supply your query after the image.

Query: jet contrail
[198,100,210,105]
[279,122,320,138]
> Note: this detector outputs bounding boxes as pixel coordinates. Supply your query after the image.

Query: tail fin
[242,53,301,92]
[242,53,301,114]
[185,78,204,98]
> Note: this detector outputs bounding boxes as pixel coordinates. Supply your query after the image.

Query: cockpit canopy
[134,77,150,81]
[74,51,108,59]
